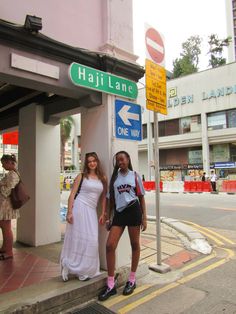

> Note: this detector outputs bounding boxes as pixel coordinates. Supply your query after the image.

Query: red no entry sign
[145,28,165,65]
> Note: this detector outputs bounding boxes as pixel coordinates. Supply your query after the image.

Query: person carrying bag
[0,154,27,260]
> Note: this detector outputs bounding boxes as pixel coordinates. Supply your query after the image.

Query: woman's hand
[66,211,73,224]
[99,213,106,225]
[141,216,147,232]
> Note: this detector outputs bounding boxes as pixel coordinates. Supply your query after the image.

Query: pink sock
[107,276,115,289]
[129,271,136,284]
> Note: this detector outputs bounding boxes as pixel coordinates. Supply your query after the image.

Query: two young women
[61,151,147,301]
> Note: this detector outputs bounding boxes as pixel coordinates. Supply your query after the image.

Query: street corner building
[138,63,236,186]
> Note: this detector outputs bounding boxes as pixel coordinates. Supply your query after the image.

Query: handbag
[10,172,30,209]
[74,174,84,199]
[134,171,143,197]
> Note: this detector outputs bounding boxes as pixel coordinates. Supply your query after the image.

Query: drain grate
[72,302,116,314]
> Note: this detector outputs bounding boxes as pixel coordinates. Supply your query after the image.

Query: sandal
[0,254,13,261]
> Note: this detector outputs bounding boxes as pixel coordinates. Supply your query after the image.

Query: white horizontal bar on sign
[11,53,59,79]
[146,37,164,54]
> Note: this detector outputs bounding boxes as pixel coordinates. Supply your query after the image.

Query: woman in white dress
[60,152,107,281]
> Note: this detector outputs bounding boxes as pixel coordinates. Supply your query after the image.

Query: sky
[133,0,228,72]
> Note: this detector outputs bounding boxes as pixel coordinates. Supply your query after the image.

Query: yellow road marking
[212,207,236,212]
[174,204,194,208]
[104,284,152,308]
[118,282,179,314]
[182,220,236,245]
[180,251,217,272]
[190,228,224,246]
[118,248,234,314]
[178,258,228,284]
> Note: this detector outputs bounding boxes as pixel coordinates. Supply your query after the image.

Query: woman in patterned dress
[0,154,20,260]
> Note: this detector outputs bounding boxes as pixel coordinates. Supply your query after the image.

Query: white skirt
[60,197,100,279]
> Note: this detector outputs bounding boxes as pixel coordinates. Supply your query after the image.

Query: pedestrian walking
[201,172,206,182]
[98,151,147,301]
[60,152,107,281]
[210,170,217,192]
[0,154,20,260]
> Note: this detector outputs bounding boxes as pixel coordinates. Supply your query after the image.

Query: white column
[17,104,61,246]
[81,94,138,270]
[201,112,210,175]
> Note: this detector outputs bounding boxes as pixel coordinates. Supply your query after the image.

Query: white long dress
[60,177,103,279]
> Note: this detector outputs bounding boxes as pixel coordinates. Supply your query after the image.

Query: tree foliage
[208,34,231,68]
[173,35,202,78]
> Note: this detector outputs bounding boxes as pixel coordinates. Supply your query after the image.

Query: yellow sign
[146,100,167,115]
[145,59,166,81]
[145,59,167,115]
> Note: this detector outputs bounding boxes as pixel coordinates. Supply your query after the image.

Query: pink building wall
[0,0,135,61]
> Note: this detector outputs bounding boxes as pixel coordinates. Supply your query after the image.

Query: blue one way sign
[115,99,142,141]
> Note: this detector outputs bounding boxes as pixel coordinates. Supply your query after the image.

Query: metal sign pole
[149,111,170,273]
[153,111,161,265]
[147,110,153,181]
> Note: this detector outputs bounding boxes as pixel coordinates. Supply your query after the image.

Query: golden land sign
[145,59,167,115]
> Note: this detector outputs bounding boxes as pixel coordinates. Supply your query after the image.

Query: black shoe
[123,281,136,296]
[98,285,117,301]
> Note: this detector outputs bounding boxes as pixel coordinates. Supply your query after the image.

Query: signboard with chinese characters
[145,59,167,114]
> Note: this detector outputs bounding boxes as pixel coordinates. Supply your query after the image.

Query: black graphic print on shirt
[117,184,132,194]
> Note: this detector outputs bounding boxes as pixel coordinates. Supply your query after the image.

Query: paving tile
[0,249,60,295]
[164,250,198,269]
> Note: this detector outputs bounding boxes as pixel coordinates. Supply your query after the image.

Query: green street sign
[69,62,138,100]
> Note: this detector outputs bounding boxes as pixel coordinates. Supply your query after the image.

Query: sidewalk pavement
[0,220,201,313]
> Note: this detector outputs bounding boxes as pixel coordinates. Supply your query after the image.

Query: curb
[147,216,212,255]
[147,215,205,241]
[0,264,148,314]
[160,217,206,242]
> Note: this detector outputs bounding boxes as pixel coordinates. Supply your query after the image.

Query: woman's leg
[122,226,141,295]
[0,220,13,257]
[0,221,4,252]
[128,226,141,273]
[98,226,124,301]
[106,226,124,277]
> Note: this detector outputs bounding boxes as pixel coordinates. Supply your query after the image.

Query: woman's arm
[99,176,108,225]
[139,195,147,231]
[66,174,82,224]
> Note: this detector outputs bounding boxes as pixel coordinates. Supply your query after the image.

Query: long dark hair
[1,154,17,163]
[82,152,106,185]
[109,151,133,208]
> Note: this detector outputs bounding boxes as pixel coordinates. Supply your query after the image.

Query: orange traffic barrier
[184,181,191,192]
[143,181,163,192]
[184,181,212,193]
[160,181,163,192]
[202,181,212,192]
[222,180,236,193]
[228,180,236,192]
